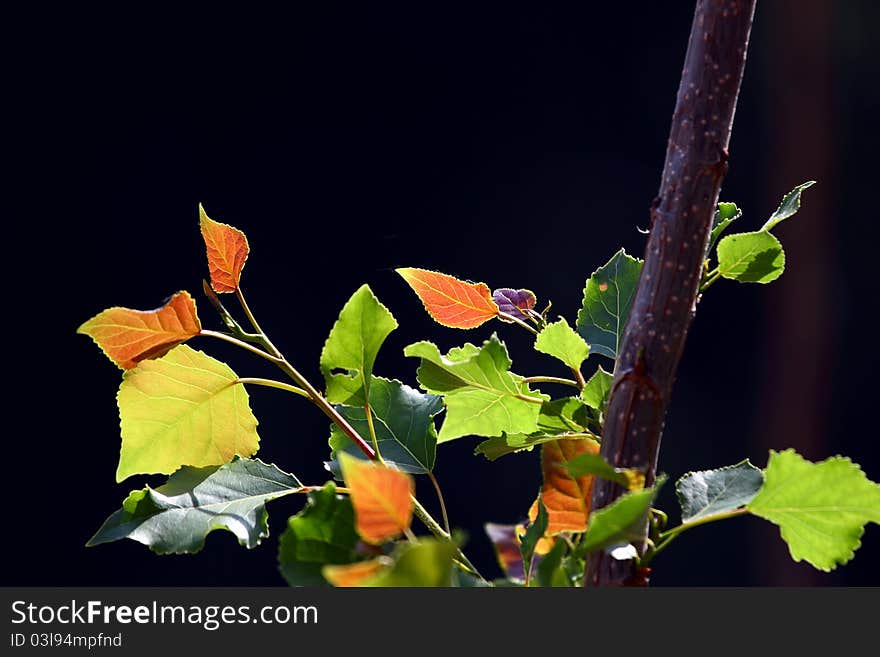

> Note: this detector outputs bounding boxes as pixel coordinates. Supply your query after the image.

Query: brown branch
[584,0,756,587]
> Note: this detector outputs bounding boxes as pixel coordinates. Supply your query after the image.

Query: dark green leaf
[88,457,302,554]
[520,496,549,583]
[708,202,742,254]
[576,249,643,359]
[328,377,442,474]
[761,181,816,232]
[277,483,360,587]
[576,476,665,556]
[716,231,785,283]
[676,459,763,524]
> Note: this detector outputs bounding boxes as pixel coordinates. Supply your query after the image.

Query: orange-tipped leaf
[200,204,250,293]
[396,267,499,329]
[78,291,201,369]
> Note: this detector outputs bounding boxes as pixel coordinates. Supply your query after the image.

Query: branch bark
[584,0,757,587]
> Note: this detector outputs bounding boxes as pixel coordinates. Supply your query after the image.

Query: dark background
[6,1,878,586]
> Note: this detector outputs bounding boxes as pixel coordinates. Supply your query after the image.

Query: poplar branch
[584,0,757,587]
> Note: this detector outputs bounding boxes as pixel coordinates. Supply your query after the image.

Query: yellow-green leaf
[116,345,260,482]
[748,449,880,571]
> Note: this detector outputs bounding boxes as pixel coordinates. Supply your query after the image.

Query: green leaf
[277,483,359,587]
[676,460,763,524]
[404,335,546,442]
[475,432,594,461]
[576,249,643,360]
[115,345,260,482]
[748,449,880,572]
[566,453,629,487]
[520,496,549,582]
[536,538,569,587]
[534,318,590,371]
[328,377,442,474]
[576,476,665,556]
[708,202,742,253]
[320,284,398,405]
[580,366,613,411]
[760,181,816,232]
[716,231,785,283]
[472,397,595,460]
[88,457,301,554]
[362,539,457,587]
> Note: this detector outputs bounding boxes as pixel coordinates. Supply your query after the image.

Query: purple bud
[493,288,537,321]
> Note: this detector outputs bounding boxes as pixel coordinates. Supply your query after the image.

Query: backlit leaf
[88,457,301,554]
[278,482,360,587]
[320,284,398,405]
[361,539,457,587]
[717,231,785,283]
[708,202,742,254]
[748,449,880,571]
[473,397,595,460]
[580,365,613,412]
[116,345,260,482]
[404,335,546,442]
[77,291,201,369]
[760,181,816,232]
[576,249,643,360]
[532,438,601,535]
[323,559,390,587]
[676,460,763,524]
[493,288,537,322]
[199,204,250,293]
[576,477,665,557]
[328,377,442,474]
[339,453,414,545]
[534,318,590,371]
[397,267,499,329]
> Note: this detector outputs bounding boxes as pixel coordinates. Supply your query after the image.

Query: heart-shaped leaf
[115,345,260,481]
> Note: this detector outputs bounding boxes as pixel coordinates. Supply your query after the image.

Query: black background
[6,2,878,586]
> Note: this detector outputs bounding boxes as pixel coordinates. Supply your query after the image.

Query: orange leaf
[199,204,250,293]
[78,291,201,369]
[530,438,601,535]
[323,558,389,587]
[396,267,499,329]
[339,453,414,544]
